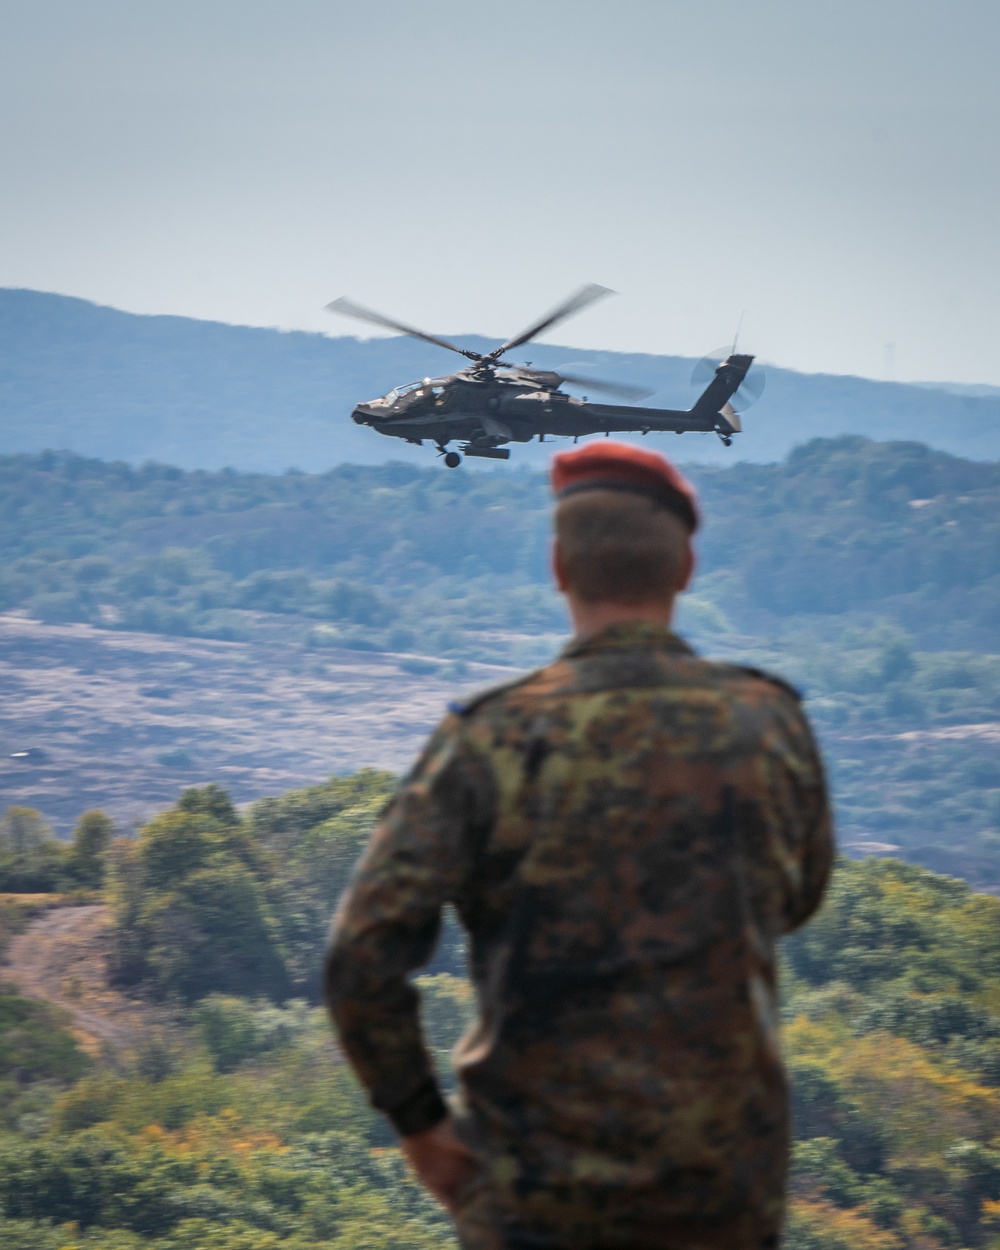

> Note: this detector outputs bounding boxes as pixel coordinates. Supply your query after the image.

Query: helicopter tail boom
[579,404,732,435]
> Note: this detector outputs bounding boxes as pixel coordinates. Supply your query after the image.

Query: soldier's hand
[400,1115,479,1212]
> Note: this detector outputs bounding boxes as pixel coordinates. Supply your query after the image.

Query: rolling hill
[2,288,999,471]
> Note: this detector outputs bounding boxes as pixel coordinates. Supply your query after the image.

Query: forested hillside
[3,288,1000,470]
[2,777,1000,1249]
[3,436,997,652]
[2,436,999,883]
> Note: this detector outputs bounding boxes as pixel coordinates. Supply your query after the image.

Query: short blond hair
[554,488,691,605]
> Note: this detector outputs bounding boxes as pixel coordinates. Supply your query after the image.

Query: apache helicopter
[326,285,761,467]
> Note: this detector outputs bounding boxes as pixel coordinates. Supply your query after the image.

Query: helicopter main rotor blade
[553,372,654,401]
[325,297,484,362]
[488,284,614,361]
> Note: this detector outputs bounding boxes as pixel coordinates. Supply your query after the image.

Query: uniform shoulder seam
[447,669,542,717]
[725,663,803,702]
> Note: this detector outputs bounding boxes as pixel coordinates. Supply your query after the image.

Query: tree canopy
[4,772,1000,1247]
[1,438,996,656]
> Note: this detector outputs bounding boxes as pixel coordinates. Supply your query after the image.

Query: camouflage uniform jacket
[325,622,833,1241]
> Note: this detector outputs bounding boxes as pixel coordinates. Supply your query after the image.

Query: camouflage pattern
[325,622,833,1250]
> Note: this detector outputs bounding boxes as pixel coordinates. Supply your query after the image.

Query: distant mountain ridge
[2,287,999,471]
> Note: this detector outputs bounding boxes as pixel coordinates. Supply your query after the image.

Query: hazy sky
[2,0,998,384]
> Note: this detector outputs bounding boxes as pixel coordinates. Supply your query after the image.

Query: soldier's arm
[324,716,492,1137]
[778,705,834,933]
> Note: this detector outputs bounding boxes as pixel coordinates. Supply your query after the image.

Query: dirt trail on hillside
[2,904,157,1057]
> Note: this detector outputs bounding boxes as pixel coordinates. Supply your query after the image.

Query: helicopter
[326,285,761,467]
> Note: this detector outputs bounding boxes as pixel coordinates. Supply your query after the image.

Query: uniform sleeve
[324,716,493,1137]
[776,703,835,934]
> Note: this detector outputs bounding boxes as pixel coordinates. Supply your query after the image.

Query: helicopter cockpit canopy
[380,380,418,403]
[382,377,449,402]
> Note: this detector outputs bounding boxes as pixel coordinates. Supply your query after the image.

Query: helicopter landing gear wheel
[721,436,733,447]
[443,451,462,468]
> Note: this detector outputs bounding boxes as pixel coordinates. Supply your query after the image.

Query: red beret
[551,441,699,532]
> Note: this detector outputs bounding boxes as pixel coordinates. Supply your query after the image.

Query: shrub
[0,989,88,1086]
[196,996,312,1072]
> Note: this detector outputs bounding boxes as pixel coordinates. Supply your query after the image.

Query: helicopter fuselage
[328,287,756,464]
[350,365,747,459]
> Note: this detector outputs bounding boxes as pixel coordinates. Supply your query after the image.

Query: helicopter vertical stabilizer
[690,354,755,418]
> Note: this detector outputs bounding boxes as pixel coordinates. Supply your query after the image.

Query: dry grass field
[0,614,515,835]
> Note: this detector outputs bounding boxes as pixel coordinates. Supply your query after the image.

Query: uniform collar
[560,620,696,660]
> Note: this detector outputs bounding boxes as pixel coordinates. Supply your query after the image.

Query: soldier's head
[550,442,697,619]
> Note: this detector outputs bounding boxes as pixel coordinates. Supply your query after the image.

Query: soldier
[325,441,834,1250]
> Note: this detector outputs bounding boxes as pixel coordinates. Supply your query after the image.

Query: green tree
[0,807,53,857]
[176,784,240,825]
[879,637,916,684]
[69,809,114,889]
[110,790,290,1002]
[135,811,218,893]
[0,808,67,893]
[140,863,289,1002]
[249,771,395,987]
[105,836,148,987]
